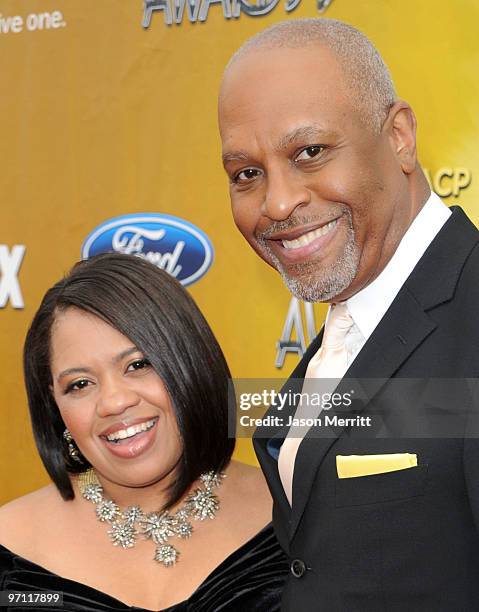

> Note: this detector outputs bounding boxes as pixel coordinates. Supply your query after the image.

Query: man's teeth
[106,418,157,442]
[281,219,337,250]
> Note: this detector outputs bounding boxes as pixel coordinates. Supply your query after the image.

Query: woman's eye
[295,145,325,162]
[233,168,262,184]
[65,379,90,394]
[127,358,151,372]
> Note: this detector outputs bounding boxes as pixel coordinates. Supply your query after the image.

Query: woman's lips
[99,417,159,459]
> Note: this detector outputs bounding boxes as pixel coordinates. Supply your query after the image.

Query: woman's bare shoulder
[224,460,272,522]
[227,459,270,489]
[0,485,63,551]
[0,484,61,515]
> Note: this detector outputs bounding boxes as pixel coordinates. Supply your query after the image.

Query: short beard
[257,210,360,303]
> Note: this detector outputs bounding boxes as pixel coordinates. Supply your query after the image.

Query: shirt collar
[345,192,451,341]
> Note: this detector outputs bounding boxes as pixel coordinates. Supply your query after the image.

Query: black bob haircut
[23,252,235,508]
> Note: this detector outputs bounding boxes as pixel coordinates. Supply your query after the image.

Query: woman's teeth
[106,418,157,443]
[281,219,337,250]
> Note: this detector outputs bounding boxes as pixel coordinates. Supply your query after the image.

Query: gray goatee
[257,210,359,303]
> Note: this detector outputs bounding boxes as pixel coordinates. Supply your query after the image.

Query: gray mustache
[258,215,341,240]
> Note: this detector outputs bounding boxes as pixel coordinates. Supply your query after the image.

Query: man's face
[219,45,412,302]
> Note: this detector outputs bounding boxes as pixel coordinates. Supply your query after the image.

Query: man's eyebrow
[222,125,335,167]
[276,125,333,151]
[222,150,250,166]
[56,346,140,382]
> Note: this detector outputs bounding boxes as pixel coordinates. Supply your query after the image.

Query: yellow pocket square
[336,453,418,479]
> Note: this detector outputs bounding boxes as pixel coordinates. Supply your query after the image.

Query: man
[218,18,479,611]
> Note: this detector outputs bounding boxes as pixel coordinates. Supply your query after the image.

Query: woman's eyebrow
[56,347,140,382]
[57,366,92,382]
[112,346,139,364]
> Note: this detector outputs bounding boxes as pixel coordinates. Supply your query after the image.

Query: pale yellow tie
[278,303,355,505]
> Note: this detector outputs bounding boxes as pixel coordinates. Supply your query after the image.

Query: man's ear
[384,100,417,174]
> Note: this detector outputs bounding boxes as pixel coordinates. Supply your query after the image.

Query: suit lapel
[290,287,437,538]
[253,330,324,533]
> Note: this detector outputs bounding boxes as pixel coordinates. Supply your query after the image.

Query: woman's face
[49,307,182,488]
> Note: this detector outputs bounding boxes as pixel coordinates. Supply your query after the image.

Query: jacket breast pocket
[335,464,429,507]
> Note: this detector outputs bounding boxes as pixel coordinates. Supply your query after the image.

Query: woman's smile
[99,416,160,459]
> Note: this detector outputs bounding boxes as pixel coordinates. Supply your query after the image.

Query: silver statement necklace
[78,468,225,567]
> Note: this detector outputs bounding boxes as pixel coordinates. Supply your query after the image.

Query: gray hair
[225,18,397,133]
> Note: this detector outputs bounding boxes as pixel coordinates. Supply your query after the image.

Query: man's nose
[96,377,140,417]
[262,166,311,221]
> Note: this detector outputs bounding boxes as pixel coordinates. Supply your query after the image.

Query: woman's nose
[96,377,140,417]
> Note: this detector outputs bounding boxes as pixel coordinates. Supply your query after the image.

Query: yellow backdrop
[0,0,477,504]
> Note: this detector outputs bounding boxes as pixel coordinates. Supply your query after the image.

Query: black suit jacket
[253,207,479,611]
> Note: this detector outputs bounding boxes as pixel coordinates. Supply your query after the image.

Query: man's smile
[262,215,342,265]
[281,219,338,249]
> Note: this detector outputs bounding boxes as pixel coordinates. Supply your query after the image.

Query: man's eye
[233,168,262,184]
[127,358,151,372]
[65,379,90,394]
[295,146,325,162]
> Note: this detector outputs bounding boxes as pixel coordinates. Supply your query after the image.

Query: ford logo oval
[81,213,214,287]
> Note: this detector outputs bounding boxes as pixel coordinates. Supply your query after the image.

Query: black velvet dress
[0,524,288,611]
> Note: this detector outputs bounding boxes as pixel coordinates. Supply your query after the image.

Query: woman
[0,253,288,611]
